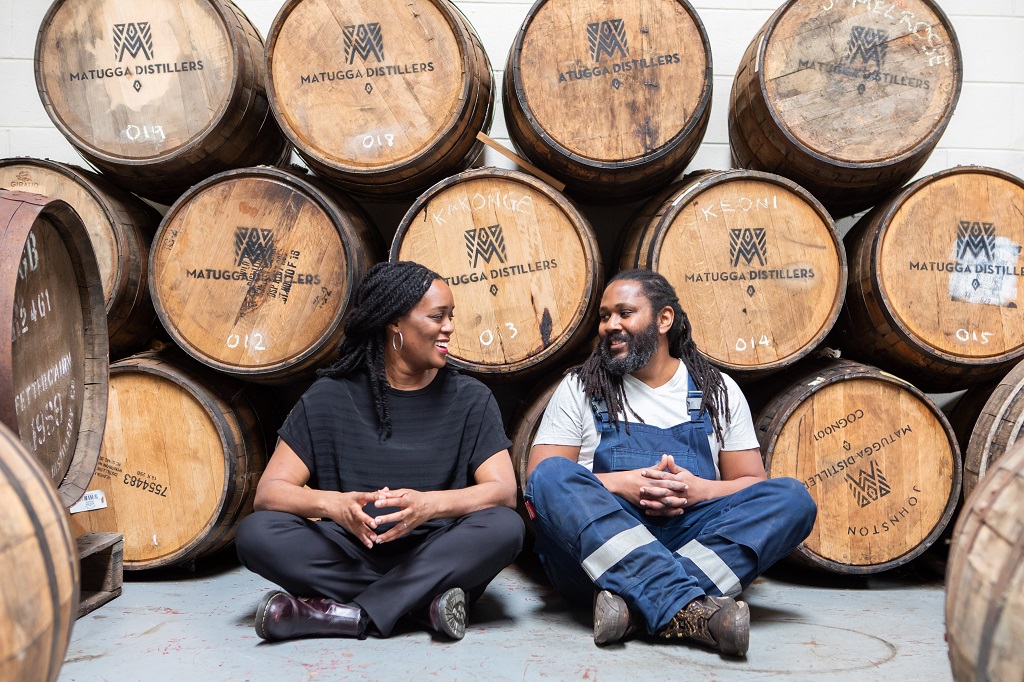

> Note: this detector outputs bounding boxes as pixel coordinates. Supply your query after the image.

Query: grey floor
[58,545,954,682]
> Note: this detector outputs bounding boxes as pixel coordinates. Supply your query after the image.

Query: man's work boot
[657,594,750,657]
[593,590,639,646]
[255,591,369,641]
[428,587,467,640]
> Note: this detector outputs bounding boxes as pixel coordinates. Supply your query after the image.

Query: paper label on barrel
[69,490,108,514]
[946,227,1022,307]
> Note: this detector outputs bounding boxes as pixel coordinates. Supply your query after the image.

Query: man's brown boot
[657,595,750,657]
[593,590,639,646]
[255,591,369,641]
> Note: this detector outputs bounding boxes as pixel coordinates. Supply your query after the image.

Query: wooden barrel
[508,372,563,530]
[0,421,78,682]
[266,0,492,197]
[0,190,108,508]
[34,0,290,204]
[950,359,1024,501]
[391,168,602,378]
[503,0,712,201]
[69,352,272,570]
[836,167,1024,392]
[729,0,962,217]
[0,158,160,359]
[619,170,846,381]
[946,438,1024,681]
[756,359,960,574]
[149,166,381,384]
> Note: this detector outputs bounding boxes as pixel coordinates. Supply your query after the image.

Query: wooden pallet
[76,532,123,618]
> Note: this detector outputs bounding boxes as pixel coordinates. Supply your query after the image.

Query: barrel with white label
[729,0,962,217]
[837,167,1024,392]
[0,421,78,682]
[503,0,712,201]
[266,0,492,196]
[391,168,602,378]
[69,351,272,570]
[0,158,160,358]
[755,359,961,574]
[34,0,290,203]
[619,170,846,380]
[149,166,381,383]
[0,190,108,508]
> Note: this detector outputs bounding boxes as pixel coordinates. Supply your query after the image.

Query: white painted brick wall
[1,0,1022,191]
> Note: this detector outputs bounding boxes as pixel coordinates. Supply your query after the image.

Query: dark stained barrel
[0,190,108,507]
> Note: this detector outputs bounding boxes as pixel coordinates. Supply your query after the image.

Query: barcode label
[69,490,107,514]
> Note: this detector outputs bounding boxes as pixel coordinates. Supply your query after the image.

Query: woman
[235,261,525,641]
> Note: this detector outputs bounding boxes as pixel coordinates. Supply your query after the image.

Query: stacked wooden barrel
[266,0,493,196]
[34,0,290,203]
[729,0,962,216]
[503,0,713,201]
[0,158,160,358]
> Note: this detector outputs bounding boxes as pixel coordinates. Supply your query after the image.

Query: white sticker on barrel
[948,236,1022,307]
[69,490,108,514]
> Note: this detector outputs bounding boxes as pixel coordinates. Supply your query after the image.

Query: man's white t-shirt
[532,359,760,479]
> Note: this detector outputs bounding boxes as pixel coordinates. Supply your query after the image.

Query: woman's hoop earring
[392,331,404,351]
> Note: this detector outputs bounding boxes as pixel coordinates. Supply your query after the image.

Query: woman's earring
[392,331,404,351]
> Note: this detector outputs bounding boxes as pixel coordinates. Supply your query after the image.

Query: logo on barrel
[846,26,888,69]
[730,228,767,268]
[234,227,276,268]
[113,23,154,62]
[957,221,997,261]
[845,460,891,508]
[344,23,384,64]
[465,225,507,268]
[587,20,629,62]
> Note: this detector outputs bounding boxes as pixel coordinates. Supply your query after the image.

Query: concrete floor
[57,545,954,682]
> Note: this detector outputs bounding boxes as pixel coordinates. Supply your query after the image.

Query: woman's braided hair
[318,260,442,440]
[571,269,731,444]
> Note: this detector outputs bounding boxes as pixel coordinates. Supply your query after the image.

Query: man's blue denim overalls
[525,375,816,634]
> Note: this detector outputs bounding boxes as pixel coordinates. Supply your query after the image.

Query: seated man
[525,269,816,657]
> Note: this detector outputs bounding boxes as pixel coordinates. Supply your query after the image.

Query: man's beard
[598,319,660,376]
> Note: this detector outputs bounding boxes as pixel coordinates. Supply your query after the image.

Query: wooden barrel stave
[619,169,846,380]
[391,167,602,379]
[502,0,713,201]
[756,359,961,574]
[69,351,272,569]
[266,0,492,197]
[34,0,290,204]
[0,190,108,507]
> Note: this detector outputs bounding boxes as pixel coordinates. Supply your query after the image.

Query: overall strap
[687,371,714,432]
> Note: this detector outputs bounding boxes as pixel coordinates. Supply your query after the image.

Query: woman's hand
[370,488,439,543]
[323,490,383,548]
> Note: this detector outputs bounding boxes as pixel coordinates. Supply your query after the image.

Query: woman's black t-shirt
[278,367,511,534]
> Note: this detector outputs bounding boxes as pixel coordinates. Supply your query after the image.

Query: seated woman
[236,260,525,641]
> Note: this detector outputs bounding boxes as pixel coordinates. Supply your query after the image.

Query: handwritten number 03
[479,323,519,346]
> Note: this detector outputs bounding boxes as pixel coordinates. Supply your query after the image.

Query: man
[525,269,816,657]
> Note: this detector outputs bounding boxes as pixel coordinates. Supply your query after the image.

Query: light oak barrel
[507,372,563,531]
[0,158,160,359]
[502,0,712,201]
[69,351,272,570]
[391,168,602,379]
[0,421,79,682]
[835,167,1024,392]
[755,359,960,574]
[0,190,108,508]
[619,170,846,381]
[949,359,1024,501]
[34,0,290,204]
[729,0,962,217]
[149,166,381,384]
[946,437,1024,682]
[266,0,492,197]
